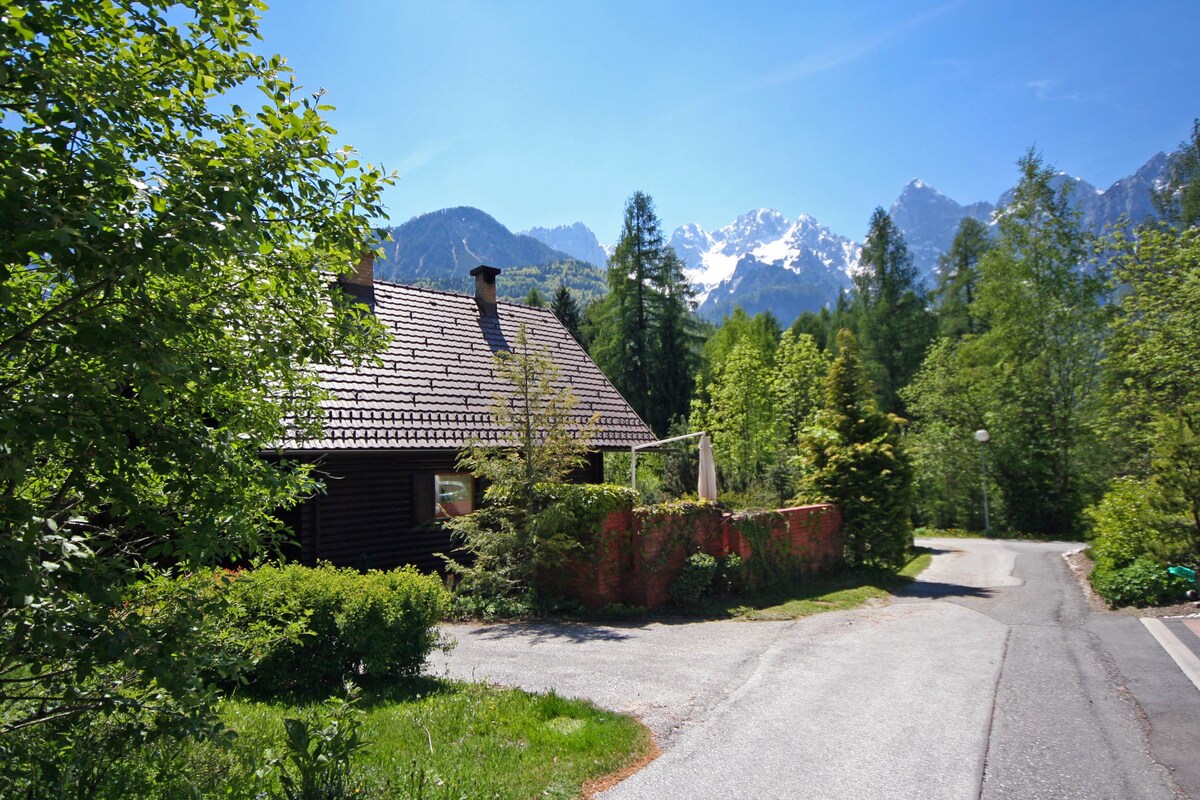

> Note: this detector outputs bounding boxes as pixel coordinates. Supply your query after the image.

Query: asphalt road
[430,538,1200,799]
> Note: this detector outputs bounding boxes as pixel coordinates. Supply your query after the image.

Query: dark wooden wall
[286,448,606,573]
[289,450,460,572]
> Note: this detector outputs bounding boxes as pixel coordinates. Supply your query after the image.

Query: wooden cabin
[275,262,655,571]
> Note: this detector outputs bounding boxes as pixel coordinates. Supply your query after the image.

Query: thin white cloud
[395,141,454,176]
[743,1,966,91]
[1027,78,1087,104]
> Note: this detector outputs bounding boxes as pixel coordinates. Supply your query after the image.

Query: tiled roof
[283,280,656,451]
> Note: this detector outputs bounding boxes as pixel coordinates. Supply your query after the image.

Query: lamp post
[975,429,991,536]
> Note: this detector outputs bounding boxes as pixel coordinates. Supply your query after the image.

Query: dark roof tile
[283,279,655,451]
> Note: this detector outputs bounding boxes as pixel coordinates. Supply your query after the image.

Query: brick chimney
[341,249,376,309]
[470,265,501,316]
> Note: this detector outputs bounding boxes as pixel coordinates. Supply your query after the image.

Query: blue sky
[256,1,1199,244]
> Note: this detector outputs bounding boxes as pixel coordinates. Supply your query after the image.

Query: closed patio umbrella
[698,433,718,501]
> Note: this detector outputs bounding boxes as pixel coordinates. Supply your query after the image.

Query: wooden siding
[293,451,459,573]
[287,448,609,573]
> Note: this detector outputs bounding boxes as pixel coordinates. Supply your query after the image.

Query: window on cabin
[435,473,474,518]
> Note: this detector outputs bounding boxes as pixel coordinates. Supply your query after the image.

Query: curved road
[431,538,1200,799]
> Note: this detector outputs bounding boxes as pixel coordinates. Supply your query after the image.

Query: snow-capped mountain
[1091,152,1168,229]
[670,209,858,321]
[380,152,1171,327]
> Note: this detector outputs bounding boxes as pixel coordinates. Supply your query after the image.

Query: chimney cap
[470,265,502,280]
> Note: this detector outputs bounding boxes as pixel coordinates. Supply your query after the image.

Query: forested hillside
[373,207,607,304]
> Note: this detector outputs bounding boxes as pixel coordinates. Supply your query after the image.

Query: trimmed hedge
[228,564,449,693]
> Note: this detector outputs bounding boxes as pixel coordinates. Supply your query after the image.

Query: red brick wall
[550,503,844,610]
[540,509,631,608]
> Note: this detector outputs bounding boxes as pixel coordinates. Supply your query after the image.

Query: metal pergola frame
[630,431,707,489]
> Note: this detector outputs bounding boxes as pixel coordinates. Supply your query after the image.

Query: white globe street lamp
[975,429,991,535]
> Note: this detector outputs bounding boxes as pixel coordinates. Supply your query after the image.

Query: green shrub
[714,553,744,595]
[444,482,636,602]
[1086,478,1165,569]
[801,330,914,571]
[1089,556,1192,608]
[670,553,718,608]
[1085,477,1198,609]
[228,564,450,694]
[445,591,538,621]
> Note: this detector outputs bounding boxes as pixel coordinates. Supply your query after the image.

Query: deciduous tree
[770,329,829,446]
[967,150,1105,535]
[697,337,778,494]
[0,0,390,765]
[1102,223,1200,556]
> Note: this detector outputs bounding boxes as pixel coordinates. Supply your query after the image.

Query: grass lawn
[913,526,986,539]
[177,679,653,800]
[706,547,934,621]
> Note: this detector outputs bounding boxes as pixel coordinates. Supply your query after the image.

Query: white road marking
[1140,618,1200,692]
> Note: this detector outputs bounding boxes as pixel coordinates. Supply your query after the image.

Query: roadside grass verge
[913,526,984,539]
[175,680,653,799]
[711,547,934,621]
[914,527,1080,542]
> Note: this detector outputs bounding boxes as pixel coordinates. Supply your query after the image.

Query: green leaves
[590,192,699,437]
[444,326,602,599]
[0,0,392,776]
[851,208,934,415]
[905,150,1105,536]
[803,330,913,570]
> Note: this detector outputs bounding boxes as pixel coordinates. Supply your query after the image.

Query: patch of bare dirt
[1063,547,1200,618]
[580,729,660,799]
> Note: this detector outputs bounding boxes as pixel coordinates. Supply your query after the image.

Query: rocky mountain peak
[521,221,608,267]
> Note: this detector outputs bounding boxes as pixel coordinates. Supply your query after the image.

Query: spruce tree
[597,191,658,421]
[651,248,700,437]
[851,208,935,415]
[444,326,598,598]
[549,284,583,343]
[804,329,913,569]
[933,217,992,338]
[591,191,698,436]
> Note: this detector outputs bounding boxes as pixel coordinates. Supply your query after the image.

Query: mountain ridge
[375,207,606,302]
[378,150,1171,324]
[676,149,1168,320]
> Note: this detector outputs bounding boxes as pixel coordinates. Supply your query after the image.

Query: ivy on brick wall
[533,483,638,551]
[634,500,720,575]
[730,510,808,589]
